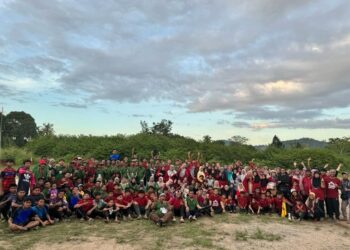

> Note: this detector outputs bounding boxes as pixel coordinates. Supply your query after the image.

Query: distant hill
[255,137,327,150]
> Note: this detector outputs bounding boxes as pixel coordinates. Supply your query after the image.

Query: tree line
[0,111,349,170]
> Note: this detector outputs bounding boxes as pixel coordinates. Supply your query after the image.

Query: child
[210,188,225,214]
[237,191,249,213]
[0,184,17,220]
[249,197,259,215]
[133,190,151,219]
[102,199,119,223]
[258,192,270,214]
[74,193,94,221]
[8,198,39,231]
[293,200,307,221]
[32,198,54,226]
[169,190,185,222]
[185,190,202,221]
[225,195,236,213]
[49,190,70,220]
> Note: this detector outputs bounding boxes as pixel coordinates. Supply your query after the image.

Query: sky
[0,0,350,145]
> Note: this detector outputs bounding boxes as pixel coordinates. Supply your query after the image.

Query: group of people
[0,149,350,232]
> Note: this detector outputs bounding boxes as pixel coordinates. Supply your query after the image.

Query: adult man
[340,172,350,222]
[149,193,173,226]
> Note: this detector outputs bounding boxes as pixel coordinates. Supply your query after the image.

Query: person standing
[17,160,36,195]
[324,169,341,220]
[340,172,350,222]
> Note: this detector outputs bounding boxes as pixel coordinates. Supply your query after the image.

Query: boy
[293,200,307,221]
[237,191,249,213]
[169,190,185,222]
[32,198,54,226]
[210,188,225,214]
[0,159,17,196]
[49,190,70,220]
[8,198,39,231]
[133,190,151,219]
[185,190,202,221]
[17,160,36,195]
[74,193,94,221]
[0,184,17,219]
[28,186,45,206]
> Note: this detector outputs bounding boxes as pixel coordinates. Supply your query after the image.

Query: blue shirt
[32,206,48,219]
[12,207,35,225]
[109,154,121,161]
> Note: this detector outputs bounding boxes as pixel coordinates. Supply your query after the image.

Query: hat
[290,189,297,193]
[342,172,348,175]
[159,193,166,197]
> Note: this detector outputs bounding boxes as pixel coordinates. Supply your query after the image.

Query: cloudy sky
[1,0,350,144]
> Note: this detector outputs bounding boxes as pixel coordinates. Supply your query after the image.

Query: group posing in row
[1,149,350,231]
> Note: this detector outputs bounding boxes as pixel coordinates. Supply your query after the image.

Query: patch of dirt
[33,237,138,250]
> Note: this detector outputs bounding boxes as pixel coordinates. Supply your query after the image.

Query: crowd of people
[0,149,350,232]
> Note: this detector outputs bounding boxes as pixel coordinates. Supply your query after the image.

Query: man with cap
[340,171,350,222]
[149,193,173,226]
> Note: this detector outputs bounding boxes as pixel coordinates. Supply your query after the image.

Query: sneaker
[192,216,197,221]
[143,215,148,219]
[172,217,177,222]
[180,218,184,223]
[137,215,142,220]
[189,215,193,221]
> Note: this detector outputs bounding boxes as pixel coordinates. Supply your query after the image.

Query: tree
[140,121,150,134]
[38,123,55,136]
[151,119,173,136]
[328,137,350,155]
[202,135,212,144]
[3,111,37,147]
[230,135,248,145]
[271,135,284,148]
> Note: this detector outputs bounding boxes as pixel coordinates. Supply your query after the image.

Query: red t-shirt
[115,198,128,206]
[134,196,149,207]
[169,197,184,209]
[123,194,133,204]
[324,176,341,199]
[273,197,283,210]
[106,182,115,193]
[258,198,269,208]
[302,176,312,195]
[77,198,94,212]
[237,195,249,208]
[0,167,17,192]
[209,194,221,207]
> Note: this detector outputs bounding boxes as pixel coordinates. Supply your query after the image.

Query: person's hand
[185,207,189,212]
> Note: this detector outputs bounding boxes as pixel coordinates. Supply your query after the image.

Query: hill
[255,137,327,150]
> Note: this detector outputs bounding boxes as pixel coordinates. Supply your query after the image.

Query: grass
[235,228,282,242]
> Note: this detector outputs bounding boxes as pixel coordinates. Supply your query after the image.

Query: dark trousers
[326,198,340,219]
[173,205,185,218]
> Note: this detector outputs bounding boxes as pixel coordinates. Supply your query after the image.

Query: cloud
[58,102,87,109]
[1,0,350,129]
[231,118,350,130]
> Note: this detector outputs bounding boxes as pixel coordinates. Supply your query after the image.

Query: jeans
[341,198,350,220]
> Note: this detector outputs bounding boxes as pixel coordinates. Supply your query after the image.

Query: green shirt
[186,197,198,210]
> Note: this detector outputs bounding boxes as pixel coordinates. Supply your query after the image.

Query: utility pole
[0,106,3,161]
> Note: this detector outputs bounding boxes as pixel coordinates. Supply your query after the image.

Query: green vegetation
[235,228,282,242]
[0,111,349,170]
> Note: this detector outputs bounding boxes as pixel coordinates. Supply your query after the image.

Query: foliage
[271,135,284,148]
[37,123,55,136]
[327,137,350,155]
[0,147,33,166]
[140,119,173,136]
[2,111,38,147]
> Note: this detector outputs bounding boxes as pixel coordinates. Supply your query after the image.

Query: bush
[0,147,34,166]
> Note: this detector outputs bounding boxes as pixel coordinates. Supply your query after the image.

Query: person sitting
[149,193,173,227]
[32,198,54,226]
[8,198,39,231]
